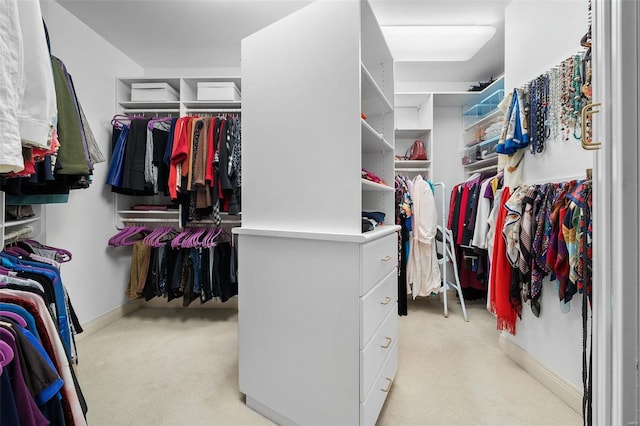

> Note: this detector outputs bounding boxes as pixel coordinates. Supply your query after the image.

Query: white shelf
[4,217,41,228]
[394,159,430,168]
[464,109,503,131]
[464,156,498,170]
[395,128,430,139]
[119,101,180,110]
[362,119,393,153]
[117,210,180,215]
[233,224,400,243]
[183,100,242,110]
[433,75,506,107]
[361,63,393,116]
[361,179,393,192]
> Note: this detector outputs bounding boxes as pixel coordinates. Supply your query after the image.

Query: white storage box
[131,82,179,102]
[197,82,241,101]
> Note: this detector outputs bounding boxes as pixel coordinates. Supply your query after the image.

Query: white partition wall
[237,1,399,424]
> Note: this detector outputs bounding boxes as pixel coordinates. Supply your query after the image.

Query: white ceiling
[55,0,510,85]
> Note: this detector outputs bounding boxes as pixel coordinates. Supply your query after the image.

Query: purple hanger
[3,246,32,258]
[0,339,14,375]
[0,311,28,328]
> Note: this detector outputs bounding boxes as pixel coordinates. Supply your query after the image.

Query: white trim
[593,0,640,424]
[75,301,141,341]
[498,335,583,415]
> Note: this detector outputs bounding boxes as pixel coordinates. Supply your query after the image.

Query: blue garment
[19,326,64,405]
[106,124,129,187]
[0,302,40,341]
[0,253,71,358]
[496,89,530,155]
[163,118,178,167]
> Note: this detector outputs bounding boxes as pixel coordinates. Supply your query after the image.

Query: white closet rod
[4,225,34,246]
[121,218,179,224]
[185,109,242,113]
[395,168,430,172]
[468,164,498,174]
[524,173,588,185]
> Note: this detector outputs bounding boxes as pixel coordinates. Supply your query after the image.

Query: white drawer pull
[380,337,392,349]
[380,296,392,305]
[380,255,392,262]
[380,378,393,393]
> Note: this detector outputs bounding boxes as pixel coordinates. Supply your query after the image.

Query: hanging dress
[406,176,441,298]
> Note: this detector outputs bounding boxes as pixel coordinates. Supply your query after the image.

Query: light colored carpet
[76,297,582,426]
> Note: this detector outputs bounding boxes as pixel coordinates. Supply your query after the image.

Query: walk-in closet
[2,0,638,424]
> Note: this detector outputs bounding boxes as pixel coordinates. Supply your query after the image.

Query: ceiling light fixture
[380,25,496,62]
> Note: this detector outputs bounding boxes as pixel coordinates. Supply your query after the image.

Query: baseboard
[498,334,583,415]
[138,296,238,310]
[75,301,141,341]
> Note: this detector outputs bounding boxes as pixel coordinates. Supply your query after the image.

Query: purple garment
[0,328,49,426]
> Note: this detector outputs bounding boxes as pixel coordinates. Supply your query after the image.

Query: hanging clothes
[0,240,88,425]
[406,175,441,299]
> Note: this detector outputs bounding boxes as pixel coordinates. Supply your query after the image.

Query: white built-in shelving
[394,92,433,177]
[235,1,399,425]
[113,76,242,228]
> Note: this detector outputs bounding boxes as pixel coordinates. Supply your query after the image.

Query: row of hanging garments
[106,114,242,227]
[395,174,440,316]
[109,225,238,306]
[1,4,104,204]
[489,179,592,335]
[447,171,503,299]
[0,239,87,426]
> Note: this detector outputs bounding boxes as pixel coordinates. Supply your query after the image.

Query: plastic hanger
[171,228,194,249]
[183,228,206,248]
[0,311,27,328]
[0,339,14,375]
[118,226,151,246]
[204,228,223,248]
[21,240,73,262]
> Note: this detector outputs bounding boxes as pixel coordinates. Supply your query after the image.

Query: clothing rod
[121,217,180,224]
[468,164,498,174]
[186,220,242,227]
[523,174,588,186]
[185,109,242,113]
[395,168,430,172]
[120,109,180,114]
[4,225,34,245]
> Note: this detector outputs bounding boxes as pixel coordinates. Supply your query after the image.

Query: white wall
[432,107,464,220]
[40,0,143,325]
[503,0,591,390]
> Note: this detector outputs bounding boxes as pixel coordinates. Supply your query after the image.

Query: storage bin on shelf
[463,87,504,129]
[131,82,179,102]
[197,82,242,101]
[461,136,500,166]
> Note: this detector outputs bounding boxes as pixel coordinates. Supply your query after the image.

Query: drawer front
[360,269,397,348]
[360,340,398,426]
[360,233,398,295]
[360,308,398,399]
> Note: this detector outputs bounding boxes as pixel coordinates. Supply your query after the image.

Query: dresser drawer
[360,339,398,426]
[360,233,397,295]
[360,307,398,400]
[360,269,396,348]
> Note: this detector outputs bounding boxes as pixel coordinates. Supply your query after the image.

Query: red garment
[205,117,217,185]
[168,117,189,200]
[489,187,517,335]
[447,185,459,230]
[555,206,570,300]
[456,185,470,245]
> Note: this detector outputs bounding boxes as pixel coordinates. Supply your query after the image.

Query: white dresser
[236,230,398,425]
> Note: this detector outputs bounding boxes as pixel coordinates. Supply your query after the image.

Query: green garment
[50,56,89,175]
